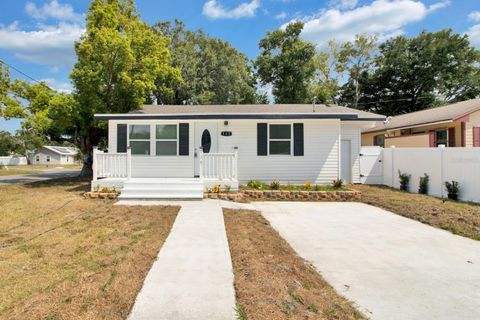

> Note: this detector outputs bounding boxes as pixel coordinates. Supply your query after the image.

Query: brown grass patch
[354,184,480,241]
[0,178,179,319]
[224,208,364,320]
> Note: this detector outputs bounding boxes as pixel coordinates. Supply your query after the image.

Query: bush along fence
[380,146,480,203]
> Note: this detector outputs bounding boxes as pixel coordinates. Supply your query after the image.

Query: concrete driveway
[255,201,480,320]
[0,168,80,185]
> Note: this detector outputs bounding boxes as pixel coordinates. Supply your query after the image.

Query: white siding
[341,123,361,183]
[218,119,340,184]
[109,120,194,178]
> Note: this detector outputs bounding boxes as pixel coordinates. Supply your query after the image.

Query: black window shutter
[257,123,268,156]
[117,124,127,153]
[179,123,189,156]
[293,123,304,156]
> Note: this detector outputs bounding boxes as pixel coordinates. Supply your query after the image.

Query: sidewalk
[127,200,236,320]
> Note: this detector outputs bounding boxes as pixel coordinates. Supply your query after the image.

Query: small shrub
[445,181,459,200]
[212,184,221,193]
[100,187,111,193]
[304,181,312,189]
[332,179,343,189]
[93,184,100,192]
[224,185,231,192]
[247,180,263,189]
[270,180,281,190]
[313,184,321,191]
[418,173,429,194]
[398,170,411,192]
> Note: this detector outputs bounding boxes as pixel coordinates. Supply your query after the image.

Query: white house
[92,104,385,199]
[30,146,79,165]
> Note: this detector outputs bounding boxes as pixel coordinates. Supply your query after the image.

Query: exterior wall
[385,133,430,148]
[361,131,384,146]
[341,123,361,184]
[108,119,194,178]
[30,148,62,165]
[465,110,480,147]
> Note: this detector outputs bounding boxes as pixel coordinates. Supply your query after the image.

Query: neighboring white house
[92,104,385,199]
[29,146,79,165]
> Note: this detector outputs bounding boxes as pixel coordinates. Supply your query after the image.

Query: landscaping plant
[445,181,460,200]
[212,184,221,193]
[418,173,429,194]
[224,185,231,192]
[398,170,411,191]
[332,179,343,189]
[270,180,281,190]
[304,181,312,189]
[247,180,263,190]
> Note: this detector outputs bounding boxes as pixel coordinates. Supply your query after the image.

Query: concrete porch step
[118,178,204,200]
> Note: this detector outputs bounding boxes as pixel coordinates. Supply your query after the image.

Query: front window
[46,155,50,162]
[436,129,448,147]
[374,134,385,147]
[156,124,177,155]
[269,124,291,155]
[129,125,151,155]
[36,155,40,162]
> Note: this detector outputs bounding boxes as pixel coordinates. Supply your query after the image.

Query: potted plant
[398,170,411,192]
[445,181,459,200]
[418,173,429,194]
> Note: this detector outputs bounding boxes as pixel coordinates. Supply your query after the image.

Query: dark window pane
[270,141,291,155]
[270,124,291,139]
[436,130,448,146]
[129,125,150,139]
[156,125,177,139]
[156,141,177,155]
[131,141,150,155]
[201,129,211,153]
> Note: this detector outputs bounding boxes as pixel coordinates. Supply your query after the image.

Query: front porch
[91,148,239,199]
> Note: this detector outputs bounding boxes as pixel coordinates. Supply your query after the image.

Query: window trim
[45,155,51,162]
[155,124,178,156]
[435,128,448,147]
[268,123,293,156]
[374,134,385,147]
[36,155,40,162]
[128,124,151,156]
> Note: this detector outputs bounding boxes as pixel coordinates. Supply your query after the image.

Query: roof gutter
[364,119,453,133]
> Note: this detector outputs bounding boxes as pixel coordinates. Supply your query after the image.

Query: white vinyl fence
[361,146,480,203]
[0,156,28,166]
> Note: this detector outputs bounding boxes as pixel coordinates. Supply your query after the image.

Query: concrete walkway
[126,200,236,320]
[0,168,80,185]
[255,201,480,320]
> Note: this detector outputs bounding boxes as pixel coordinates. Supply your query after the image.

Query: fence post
[390,146,395,188]
[439,145,445,199]
[199,149,204,179]
[233,148,238,180]
[92,147,98,181]
[127,147,132,179]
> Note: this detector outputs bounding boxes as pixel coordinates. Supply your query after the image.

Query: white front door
[194,122,218,177]
[341,140,352,183]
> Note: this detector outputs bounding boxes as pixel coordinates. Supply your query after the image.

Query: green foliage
[70,0,180,175]
[398,170,411,192]
[0,62,23,119]
[256,22,316,103]
[270,180,281,190]
[247,180,264,189]
[0,131,19,156]
[351,29,480,115]
[332,179,343,189]
[224,185,231,192]
[234,303,246,320]
[153,19,259,105]
[445,181,460,198]
[418,173,429,195]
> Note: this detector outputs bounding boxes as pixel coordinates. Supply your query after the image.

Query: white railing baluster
[199,151,238,180]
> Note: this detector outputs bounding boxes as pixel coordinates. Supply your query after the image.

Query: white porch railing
[200,149,238,180]
[92,147,131,181]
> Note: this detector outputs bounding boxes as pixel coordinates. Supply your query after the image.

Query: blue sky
[1,0,480,133]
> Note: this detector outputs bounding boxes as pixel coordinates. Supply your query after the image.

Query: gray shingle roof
[364,99,480,133]
[95,104,385,121]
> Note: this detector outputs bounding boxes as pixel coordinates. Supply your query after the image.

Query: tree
[337,35,377,108]
[0,62,23,119]
[70,0,180,177]
[0,131,19,156]
[353,29,480,116]
[152,20,259,105]
[256,22,316,103]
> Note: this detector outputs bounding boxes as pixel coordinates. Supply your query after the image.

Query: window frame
[35,155,40,162]
[374,134,385,147]
[45,155,51,162]
[435,128,448,147]
[128,124,151,156]
[268,123,293,156]
[155,124,178,156]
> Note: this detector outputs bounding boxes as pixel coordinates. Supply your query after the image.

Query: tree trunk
[78,135,93,178]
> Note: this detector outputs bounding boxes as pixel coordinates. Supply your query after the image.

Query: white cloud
[40,78,73,93]
[275,11,287,20]
[329,0,358,10]
[25,0,84,22]
[466,24,480,48]
[203,0,260,19]
[468,11,480,22]
[0,22,84,66]
[426,0,450,13]
[286,0,449,47]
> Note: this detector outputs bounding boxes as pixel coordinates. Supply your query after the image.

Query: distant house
[29,146,79,165]
[362,99,480,148]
